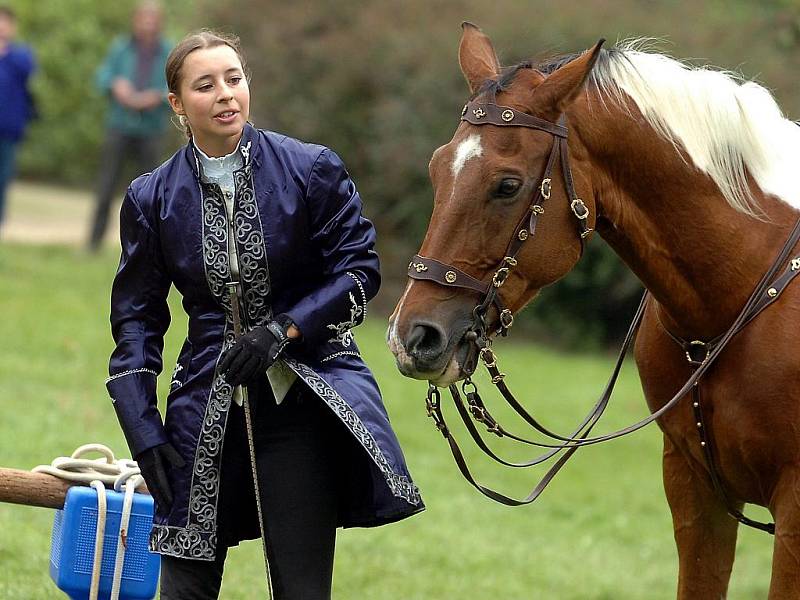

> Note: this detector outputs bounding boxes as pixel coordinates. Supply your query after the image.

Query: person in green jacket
[87,0,171,252]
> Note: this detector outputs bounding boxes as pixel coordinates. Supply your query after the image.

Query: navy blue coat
[106,124,423,560]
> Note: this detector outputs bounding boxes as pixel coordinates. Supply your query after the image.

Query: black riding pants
[160,377,339,599]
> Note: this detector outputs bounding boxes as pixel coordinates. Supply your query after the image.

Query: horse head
[388,24,604,386]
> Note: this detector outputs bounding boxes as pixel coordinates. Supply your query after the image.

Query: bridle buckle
[540,178,552,199]
[571,198,590,220]
[492,267,510,288]
[499,309,514,330]
[425,385,448,437]
[479,346,497,368]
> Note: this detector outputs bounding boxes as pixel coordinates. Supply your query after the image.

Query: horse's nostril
[406,322,447,365]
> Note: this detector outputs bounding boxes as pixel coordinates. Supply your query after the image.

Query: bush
[13,0,192,184]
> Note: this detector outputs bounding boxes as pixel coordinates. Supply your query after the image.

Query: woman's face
[169,45,250,156]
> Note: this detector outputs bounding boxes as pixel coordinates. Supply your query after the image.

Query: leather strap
[425,291,648,506]
[461,101,568,137]
[653,252,800,535]
[417,105,589,337]
[427,385,584,506]
[409,137,562,328]
[559,137,592,241]
[659,255,800,361]
[408,255,492,296]
[736,256,800,331]
[691,380,775,533]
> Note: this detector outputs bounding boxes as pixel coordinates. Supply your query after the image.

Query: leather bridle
[408,96,592,340]
[406,93,800,534]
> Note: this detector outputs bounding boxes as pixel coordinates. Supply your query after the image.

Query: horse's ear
[530,39,605,120]
[459,22,500,95]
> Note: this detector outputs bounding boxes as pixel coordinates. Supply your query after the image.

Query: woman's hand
[219,317,294,386]
[136,442,185,511]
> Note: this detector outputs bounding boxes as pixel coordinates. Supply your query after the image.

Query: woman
[105,30,423,599]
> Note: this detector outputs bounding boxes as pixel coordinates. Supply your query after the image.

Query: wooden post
[0,467,149,509]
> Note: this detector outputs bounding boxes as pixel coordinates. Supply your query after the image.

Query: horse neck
[570,99,798,339]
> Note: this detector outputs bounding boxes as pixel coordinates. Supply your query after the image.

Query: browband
[461,100,568,137]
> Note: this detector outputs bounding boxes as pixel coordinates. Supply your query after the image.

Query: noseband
[407,97,591,342]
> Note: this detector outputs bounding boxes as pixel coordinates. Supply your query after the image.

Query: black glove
[219,316,292,387]
[135,442,185,511]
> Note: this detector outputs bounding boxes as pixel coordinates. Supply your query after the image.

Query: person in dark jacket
[0,5,35,235]
[106,30,423,599]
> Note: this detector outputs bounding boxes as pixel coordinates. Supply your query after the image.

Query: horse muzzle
[387,317,478,386]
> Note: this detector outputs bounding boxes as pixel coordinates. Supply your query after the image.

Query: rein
[409,96,800,533]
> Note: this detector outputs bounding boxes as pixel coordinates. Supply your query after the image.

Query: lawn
[0,243,773,598]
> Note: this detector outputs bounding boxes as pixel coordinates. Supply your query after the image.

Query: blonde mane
[590,41,800,215]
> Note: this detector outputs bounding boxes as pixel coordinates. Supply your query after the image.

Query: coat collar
[184,122,261,179]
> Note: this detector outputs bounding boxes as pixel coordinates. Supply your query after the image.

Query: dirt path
[2,181,119,247]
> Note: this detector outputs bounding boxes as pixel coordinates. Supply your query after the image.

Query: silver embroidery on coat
[150,167,247,559]
[346,271,367,320]
[327,292,363,347]
[170,363,184,389]
[233,166,272,327]
[105,367,158,384]
[321,350,361,362]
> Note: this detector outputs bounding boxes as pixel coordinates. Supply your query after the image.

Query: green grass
[0,244,773,599]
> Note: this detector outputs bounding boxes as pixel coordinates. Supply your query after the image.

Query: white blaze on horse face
[451,134,483,179]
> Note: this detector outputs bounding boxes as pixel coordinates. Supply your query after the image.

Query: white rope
[34,445,144,600]
[112,469,143,599]
[32,443,139,485]
[89,480,106,600]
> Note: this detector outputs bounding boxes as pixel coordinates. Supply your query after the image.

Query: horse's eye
[495,178,522,198]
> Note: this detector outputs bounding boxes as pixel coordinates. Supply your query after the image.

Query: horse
[387,23,800,599]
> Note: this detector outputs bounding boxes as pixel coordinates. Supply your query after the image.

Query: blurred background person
[0,5,36,238]
[87,0,171,252]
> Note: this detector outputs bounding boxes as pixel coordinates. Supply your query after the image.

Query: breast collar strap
[651,254,800,535]
[408,96,591,337]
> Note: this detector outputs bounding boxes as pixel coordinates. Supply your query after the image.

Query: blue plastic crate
[50,486,160,600]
